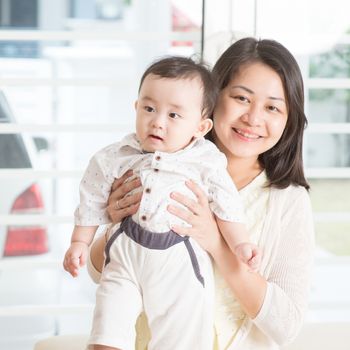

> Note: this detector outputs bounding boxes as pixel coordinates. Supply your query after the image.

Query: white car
[0,90,60,350]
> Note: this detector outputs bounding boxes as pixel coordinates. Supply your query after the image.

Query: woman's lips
[232,128,261,140]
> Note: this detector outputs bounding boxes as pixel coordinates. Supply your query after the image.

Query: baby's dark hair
[138,56,218,119]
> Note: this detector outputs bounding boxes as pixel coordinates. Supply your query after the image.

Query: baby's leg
[142,238,215,350]
[88,234,144,350]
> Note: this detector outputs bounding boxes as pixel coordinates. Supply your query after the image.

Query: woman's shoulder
[270,184,312,215]
[271,183,309,200]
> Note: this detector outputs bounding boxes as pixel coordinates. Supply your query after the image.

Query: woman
[88,37,314,350]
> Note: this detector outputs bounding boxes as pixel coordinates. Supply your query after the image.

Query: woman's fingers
[119,191,142,209]
[170,191,200,215]
[108,192,141,218]
[171,224,191,237]
[109,177,142,201]
[108,177,142,204]
[185,180,207,205]
[106,171,142,224]
[111,169,133,191]
[107,202,140,224]
[168,203,195,223]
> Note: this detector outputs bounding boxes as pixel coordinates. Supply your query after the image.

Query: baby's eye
[144,106,155,112]
[169,112,181,119]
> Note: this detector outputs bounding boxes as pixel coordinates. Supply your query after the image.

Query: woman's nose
[242,106,262,126]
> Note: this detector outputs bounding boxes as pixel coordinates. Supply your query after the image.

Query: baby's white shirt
[75,133,244,233]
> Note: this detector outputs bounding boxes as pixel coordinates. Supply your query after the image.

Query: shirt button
[145,188,151,194]
[154,168,159,172]
[141,215,147,221]
[155,155,161,161]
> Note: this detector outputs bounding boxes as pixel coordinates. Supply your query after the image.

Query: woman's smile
[232,127,262,141]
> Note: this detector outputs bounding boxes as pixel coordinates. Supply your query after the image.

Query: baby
[63,56,261,350]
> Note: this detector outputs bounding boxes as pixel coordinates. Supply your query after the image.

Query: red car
[0,90,60,350]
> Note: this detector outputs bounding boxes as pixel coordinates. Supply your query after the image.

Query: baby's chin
[141,144,180,154]
[141,144,165,153]
[140,138,191,154]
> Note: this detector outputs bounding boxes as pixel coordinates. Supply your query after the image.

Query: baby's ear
[194,118,213,138]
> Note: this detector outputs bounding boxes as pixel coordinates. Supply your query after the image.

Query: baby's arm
[63,225,98,277]
[216,218,261,270]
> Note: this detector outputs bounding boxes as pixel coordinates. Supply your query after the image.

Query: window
[0,0,39,58]
[0,0,38,27]
[0,1,202,348]
[0,91,32,168]
[0,134,32,168]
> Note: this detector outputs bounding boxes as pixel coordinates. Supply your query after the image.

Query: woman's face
[213,62,288,163]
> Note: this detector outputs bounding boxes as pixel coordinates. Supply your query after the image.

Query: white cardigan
[87,183,315,350]
[231,184,315,350]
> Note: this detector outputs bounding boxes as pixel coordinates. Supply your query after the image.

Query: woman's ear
[194,118,213,138]
[134,100,138,111]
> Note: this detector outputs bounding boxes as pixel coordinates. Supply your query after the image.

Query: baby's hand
[234,242,262,271]
[63,242,89,277]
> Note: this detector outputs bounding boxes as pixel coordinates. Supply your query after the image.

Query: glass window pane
[309,89,350,123]
[306,134,350,167]
[309,179,350,256]
[0,134,32,168]
[10,0,38,27]
[309,44,350,79]
[309,179,350,212]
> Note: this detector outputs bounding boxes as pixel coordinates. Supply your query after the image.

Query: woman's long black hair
[211,37,309,190]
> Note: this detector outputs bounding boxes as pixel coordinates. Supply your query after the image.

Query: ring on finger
[115,200,121,210]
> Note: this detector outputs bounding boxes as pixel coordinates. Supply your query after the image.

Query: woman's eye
[169,112,180,119]
[234,95,249,103]
[267,105,279,112]
[144,106,155,112]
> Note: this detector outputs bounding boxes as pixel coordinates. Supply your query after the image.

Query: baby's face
[135,74,209,153]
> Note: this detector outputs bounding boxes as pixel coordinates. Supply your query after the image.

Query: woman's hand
[107,170,142,223]
[167,180,223,255]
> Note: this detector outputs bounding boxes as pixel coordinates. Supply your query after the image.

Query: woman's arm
[169,181,314,346]
[168,180,267,318]
[89,233,108,275]
[252,188,315,345]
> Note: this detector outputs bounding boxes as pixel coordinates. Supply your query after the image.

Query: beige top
[214,171,269,349]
